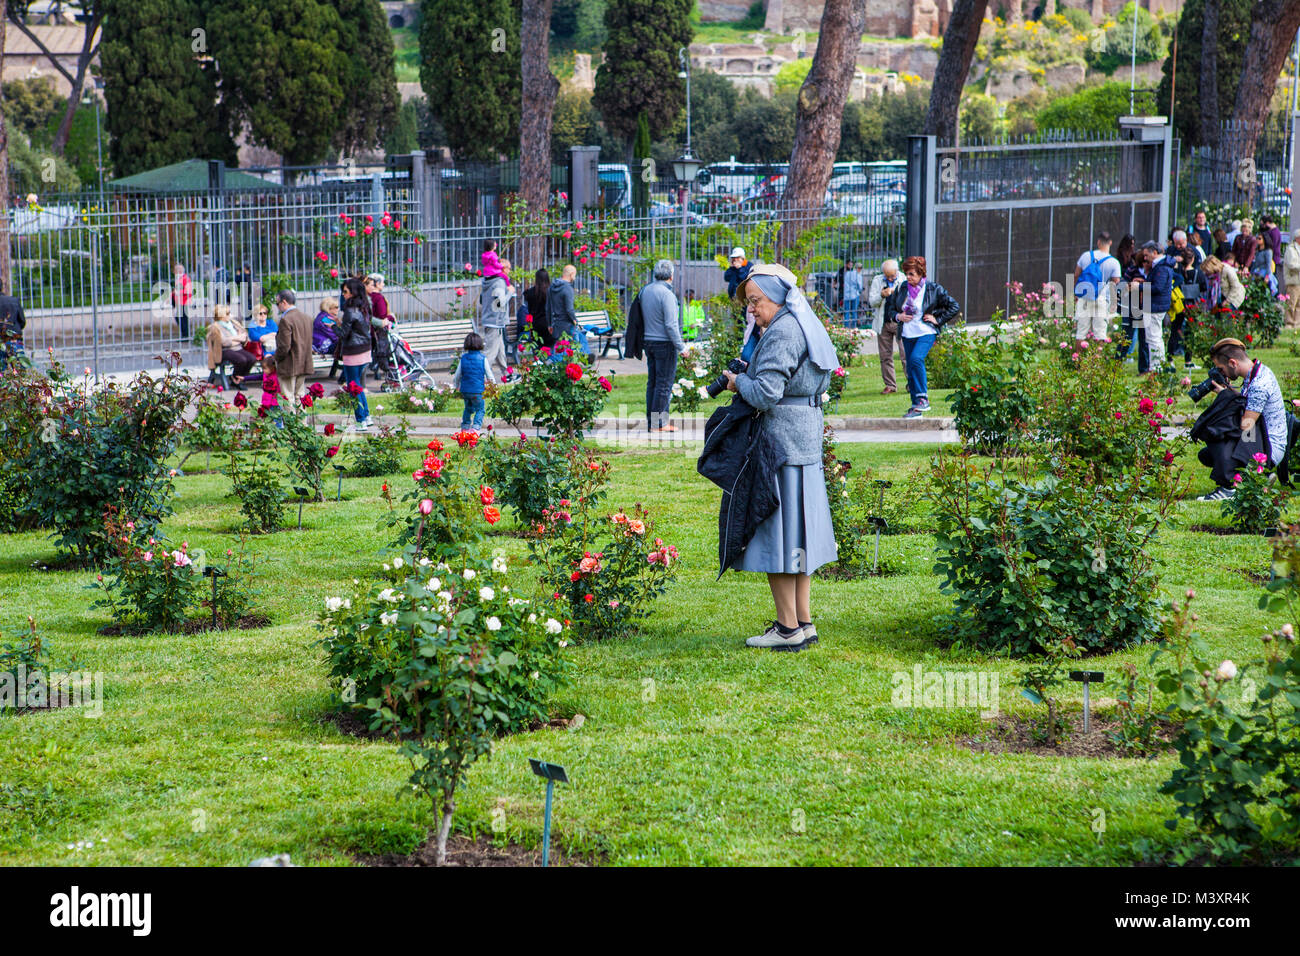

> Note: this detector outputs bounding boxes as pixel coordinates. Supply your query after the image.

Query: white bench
[576,309,624,359]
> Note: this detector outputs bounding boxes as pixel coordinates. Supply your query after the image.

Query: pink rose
[418,498,434,515]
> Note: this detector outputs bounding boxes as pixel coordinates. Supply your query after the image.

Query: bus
[598,164,632,210]
[695,159,787,197]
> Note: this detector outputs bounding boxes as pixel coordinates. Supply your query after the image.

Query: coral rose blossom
[628,519,645,534]
[480,485,495,505]
[578,556,600,574]
[483,505,501,524]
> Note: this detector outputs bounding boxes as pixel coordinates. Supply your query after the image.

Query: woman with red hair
[883,256,961,418]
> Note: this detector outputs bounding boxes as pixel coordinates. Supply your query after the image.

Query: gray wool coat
[732,307,830,466]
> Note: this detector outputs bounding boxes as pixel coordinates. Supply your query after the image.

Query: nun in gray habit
[724,263,839,652]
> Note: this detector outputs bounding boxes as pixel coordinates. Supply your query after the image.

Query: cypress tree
[418,0,520,160]
[593,0,693,148]
[100,0,235,176]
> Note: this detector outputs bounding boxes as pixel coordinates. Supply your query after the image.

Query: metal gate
[906,121,1173,323]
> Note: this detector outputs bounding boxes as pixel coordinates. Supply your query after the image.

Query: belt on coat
[777,393,823,407]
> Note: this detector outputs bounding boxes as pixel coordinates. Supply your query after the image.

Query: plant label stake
[868,515,888,574]
[333,464,346,501]
[1069,670,1104,733]
[293,487,310,529]
[872,478,892,512]
[203,566,227,630]
[528,759,568,867]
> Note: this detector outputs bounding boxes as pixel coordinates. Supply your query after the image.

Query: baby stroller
[383,325,437,391]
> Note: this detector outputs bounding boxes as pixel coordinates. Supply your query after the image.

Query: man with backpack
[1073,232,1120,344]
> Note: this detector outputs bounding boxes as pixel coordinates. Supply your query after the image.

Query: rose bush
[487,341,608,438]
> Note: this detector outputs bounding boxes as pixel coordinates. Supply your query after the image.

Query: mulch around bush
[326,709,582,742]
[357,831,595,867]
[99,613,271,636]
[961,712,1175,759]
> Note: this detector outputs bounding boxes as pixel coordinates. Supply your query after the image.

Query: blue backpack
[1075,251,1113,299]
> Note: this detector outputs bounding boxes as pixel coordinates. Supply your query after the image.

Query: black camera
[706,358,749,399]
[1188,366,1228,403]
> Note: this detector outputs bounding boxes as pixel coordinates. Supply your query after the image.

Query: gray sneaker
[744,621,808,652]
[799,622,819,646]
[903,407,924,420]
[1195,486,1235,501]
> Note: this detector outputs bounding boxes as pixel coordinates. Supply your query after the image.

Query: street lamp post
[672,151,702,308]
[81,81,105,380]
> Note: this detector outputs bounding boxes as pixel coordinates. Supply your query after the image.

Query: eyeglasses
[744,297,762,309]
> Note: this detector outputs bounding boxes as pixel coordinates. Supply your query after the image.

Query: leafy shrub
[944,315,1037,453]
[1008,280,1073,350]
[488,341,610,438]
[319,546,573,864]
[1222,454,1289,534]
[389,382,457,414]
[0,356,197,564]
[227,451,287,533]
[930,457,1171,656]
[0,616,57,713]
[91,507,201,633]
[1183,295,1282,365]
[479,434,574,526]
[178,399,236,472]
[275,408,331,500]
[1154,583,1300,863]
[383,431,494,551]
[1031,341,1180,483]
[349,419,410,477]
[1020,640,1081,747]
[523,447,678,640]
[671,347,713,413]
[923,331,959,389]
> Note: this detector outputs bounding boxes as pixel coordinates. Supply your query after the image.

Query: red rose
[565,363,583,381]
[233,393,247,408]
[480,485,495,505]
[427,439,444,451]
[309,382,324,397]
[324,423,336,436]
[584,594,594,603]
[598,376,612,392]
[300,395,314,409]
[326,445,340,457]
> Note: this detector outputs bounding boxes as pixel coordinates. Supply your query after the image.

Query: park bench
[577,310,625,359]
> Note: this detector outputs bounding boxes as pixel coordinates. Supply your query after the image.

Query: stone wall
[699,0,759,21]
[766,0,953,36]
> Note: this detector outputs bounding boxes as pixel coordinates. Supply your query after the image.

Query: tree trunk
[1199,0,1221,148]
[784,0,868,238]
[53,17,101,155]
[435,792,455,866]
[1232,0,1300,160]
[0,0,10,296]
[519,0,558,214]
[923,0,989,145]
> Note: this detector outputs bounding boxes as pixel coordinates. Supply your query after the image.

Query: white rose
[325,597,345,612]
[419,557,430,567]
[479,586,495,601]
[425,576,441,592]
[492,555,508,573]
[392,556,404,569]
[463,569,476,580]
[671,385,683,397]
[693,365,706,377]
[378,588,399,603]
[1215,660,1238,681]
[531,671,540,680]
[486,616,502,631]
[380,611,398,626]
[528,613,537,623]
[822,392,830,403]
[698,386,710,400]
[545,618,562,634]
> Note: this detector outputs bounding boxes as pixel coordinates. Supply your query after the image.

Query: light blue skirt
[737,463,838,575]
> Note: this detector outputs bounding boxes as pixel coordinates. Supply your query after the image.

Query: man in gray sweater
[640,259,688,431]
[546,263,578,342]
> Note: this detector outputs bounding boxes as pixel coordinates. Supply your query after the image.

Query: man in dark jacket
[1130,241,1174,373]
[0,292,26,370]
[697,396,784,577]
[547,264,577,342]
[723,248,752,298]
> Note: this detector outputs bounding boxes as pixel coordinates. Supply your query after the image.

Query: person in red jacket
[171,262,193,339]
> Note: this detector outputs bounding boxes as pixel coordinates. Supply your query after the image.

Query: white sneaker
[799,622,819,646]
[355,419,372,432]
[1195,486,1234,501]
[744,621,808,652]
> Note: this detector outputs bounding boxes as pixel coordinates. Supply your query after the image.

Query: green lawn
[0,417,1292,864]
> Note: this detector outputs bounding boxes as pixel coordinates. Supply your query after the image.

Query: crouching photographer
[1188,337,1293,501]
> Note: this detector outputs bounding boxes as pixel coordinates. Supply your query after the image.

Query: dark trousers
[645,341,678,428]
[175,305,190,339]
[222,347,256,378]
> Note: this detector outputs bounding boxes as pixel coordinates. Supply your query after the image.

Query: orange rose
[483,505,501,524]
[578,556,601,574]
[628,519,646,535]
